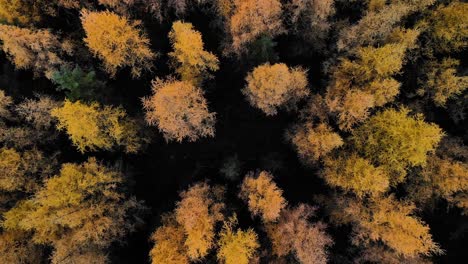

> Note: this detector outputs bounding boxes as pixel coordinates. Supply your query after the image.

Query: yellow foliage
[352,108,444,184]
[408,155,468,210]
[142,78,216,142]
[217,215,259,264]
[0,147,51,193]
[150,214,189,264]
[266,204,332,264]
[289,122,343,163]
[169,21,219,85]
[427,1,468,52]
[0,231,42,264]
[337,0,432,50]
[326,40,417,130]
[0,90,13,118]
[323,154,389,197]
[243,63,309,116]
[51,100,141,153]
[332,196,442,257]
[420,58,468,106]
[175,183,225,260]
[0,0,40,25]
[81,10,155,78]
[239,171,287,222]
[229,0,284,54]
[2,158,145,261]
[0,25,69,78]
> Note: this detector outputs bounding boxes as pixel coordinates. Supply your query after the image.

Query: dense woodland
[0,0,467,263]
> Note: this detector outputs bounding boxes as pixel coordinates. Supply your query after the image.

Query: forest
[0,0,467,263]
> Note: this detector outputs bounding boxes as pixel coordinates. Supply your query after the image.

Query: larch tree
[175,183,225,260]
[142,78,216,142]
[0,91,61,149]
[326,31,419,130]
[0,147,53,193]
[288,122,343,164]
[169,21,219,85]
[336,0,434,51]
[419,58,468,107]
[243,63,309,116]
[406,137,468,212]
[239,171,287,222]
[15,95,62,130]
[2,158,146,263]
[81,10,155,78]
[0,0,41,25]
[285,0,335,51]
[217,215,259,264]
[330,195,442,258]
[150,214,189,264]
[425,1,468,53]
[0,25,72,78]
[322,154,389,198]
[351,107,444,184]
[51,100,142,153]
[266,204,333,264]
[0,230,43,264]
[228,0,284,55]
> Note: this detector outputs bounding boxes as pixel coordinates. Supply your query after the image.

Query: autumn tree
[217,215,259,264]
[243,63,309,116]
[329,195,442,257]
[424,1,468,53]
[239,171,286,222]
[81,10,155,78]
[0,0,41,25]
[228,0,284,55]
[352,107,443,184]
[336,0,434,51]
[326,31,419,130]
[418,58,468,107]
[0,147,54,193]
[15,95,62,130]
[406,137,468,213]
[51,100,142,153]
[0,91,61,149]
[322,154,389,197]
[0,25,71,78]
[169,21,219,85]
[175,183,225,260]
[142,78,216,142]
[288,122,343,163]
[285,0,335,51]
[266,204,332,264]
[0,231,43,264]
[2,158,146,263]
[150,214,189,264]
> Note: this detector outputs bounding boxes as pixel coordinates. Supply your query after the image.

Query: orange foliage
[0,25,70,78]
[243,63,309,116]
[266,204,332,264]
[331,195,442,257]
[175,183,225,260]
[150,214,189,264]
[288,122,343,163]
[239,171,286,222]
[142,78,216,142]
[229,0,284,54]
[81,10,155,78]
